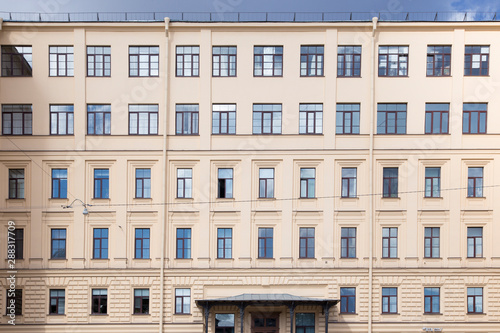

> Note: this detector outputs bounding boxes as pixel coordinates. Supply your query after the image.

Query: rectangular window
[341,168,357,198]
[2,104,32,135]
[176,46,199,77]
[340,287,356,313]
[378,46,408,77]
[337,45,361,77]
[382,287,397,313]
[299,104,323,134]
[217,168,233,199]
[300,168,315,198]
[50,105,74,135]
[1,46,32,76]
[424,227,440,258]
[87,105,111,135]
[49,46,74,76]
[135,228,150,259]
[129,104,158,135]
[176,228,191,259]
[382,227,397,258]
[254,46,283,77]
[464,46,489,76]
[427,46,451,76]
[341,227,356,258]
[467,227,483,258]
[377,103,407,134]
[424,287,440,314]
[176,104,199,135]
[463,103,487,134]
[467,287,483,313]
[6,289,22,315]
[259,168,274,198]
[51,228,66,259]
[253,104,282,134]
[299,227,315,258]
[467,167,483,198]
[8,169,24,199]
[212,104,236,135]
[175,288,191,314]
[425,167,441,198]
[258,227,273,258]
[215,313,235,332]
[177,168,192,198]
[94,169,109,199]
[301,45,324,77]
[135,168,151,199]
[51,169,67,199]
[93,228,109,259]
[91,289,107,314]
[425,103,449,134]
[296,313,315,333]
[10,229,24,259]
[383,167,398,198]
[336,103,360,134]
[49,289,65,315]
[129,46,159,77]
[134,289,149,314]
[87,46,111,77]
[213,46,236,77]
[217,228,232,259]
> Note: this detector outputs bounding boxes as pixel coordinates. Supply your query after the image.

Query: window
[340,287,356,313]
[50,105,74,135]
[467,167,483,198]
[129,46,159,77]
[424,227,440,258]
[175,288,191,314]
[336,103,360,134]
[51,229,66,259]
[8,169,24,199]
[2,104,32,135]
[382,227,397,258]
[254,46,283,77]
[176,46,199,77]
[135,228,150,259]
[299,104,323,134]
[467,227,483,258]
[215,313,235,333]
[129,104,158,135]
[463,103,487,134]
[425,103,449,134]
[49,289,65,315]
[94,169,109,199]
[377,103,406,134]
[135,168,151,199]
[383,167,398,198]
[341,168,357,198]
[467,287,483,313]
[425,167,440,198]
[217,228,232,259]
[259,168,274,198]
[300,168,315,198]
[337,45,361,77]
[87,46,111,77]
[212,104,236,135]
[253,104,282,134]
[177,169,192,198]
[87,105,111,135]
[301,45,324,76]
[341,227,356,258]
[91,289,107,314]
[176,228,191,259]
[382,287,397,313]
[10,229,24,259]
[299,227,315,258]
[6,289,22,315]
[217,168,233,199]
[213,46,236,77]
[1,46,32,76]
[296,313,315,333]
[49,46,74,76]
[93,228,109,259]
[176,104,199,135]
[464,46,489,76]
[51,169,67,199]
[134,289,149,314]
[427,46,451,76]
[424,288,440,314]
[378,46,408,77]
[258,227,273,258]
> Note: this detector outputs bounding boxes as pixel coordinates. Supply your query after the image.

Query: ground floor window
[215,313,235,333]
[296,313,315,333]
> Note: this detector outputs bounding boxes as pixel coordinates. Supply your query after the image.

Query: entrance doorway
[251,313,279,333]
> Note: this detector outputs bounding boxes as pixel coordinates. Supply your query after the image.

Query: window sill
[49,258,68,261]
[423,196,443,199]
[216,258,234,261]
[337,76,361,78]
[340,257,358,260]
[381,257,399,260]
[466,196,486,199]
[90,313,108,316]
[298,257,316,260]
[257,257,275,260]
[175,258,193,261]
[467,312,486,315]
[6,198,26,202]
[340,196,359,200]
[134,197,152,200]
[339,312,358,315]
[176,197,194,200]
[382,196,400,200]
[466,257,485,260]
[299,197,317,200]
[298,133,324,136]
[423,312,442,315]
[91,258,110,261]
[174,313,192,316]
[48,313,66,316]
[132,313,151,316]
[381,312,400,315]
[423,257,442,260]
[216,197,235,201]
